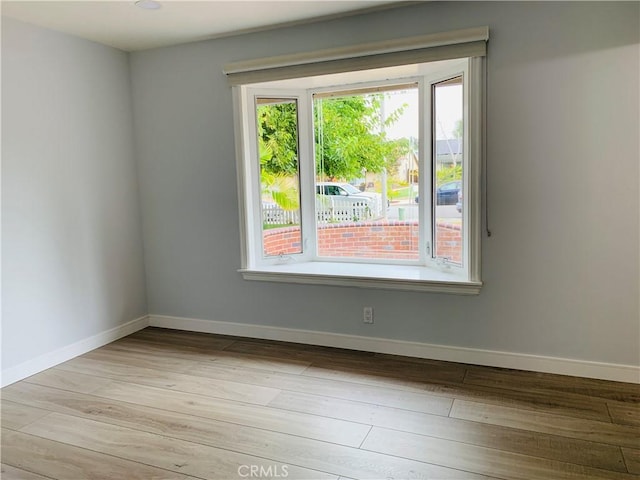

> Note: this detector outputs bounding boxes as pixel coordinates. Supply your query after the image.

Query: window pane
[314,86,419,261]
[433,76,463,265]
[256,98,302,257]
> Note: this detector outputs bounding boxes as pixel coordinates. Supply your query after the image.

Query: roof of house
[435,138,462,155]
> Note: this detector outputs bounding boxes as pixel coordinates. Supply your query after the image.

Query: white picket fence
[262,203,300,225]
[263,197,376,225]
[316,197,373,223]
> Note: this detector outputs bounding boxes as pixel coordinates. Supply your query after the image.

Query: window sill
[239,262,482,294]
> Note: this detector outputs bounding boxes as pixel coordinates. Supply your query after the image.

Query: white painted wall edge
[0,315,150,387]
[149,314,640,383]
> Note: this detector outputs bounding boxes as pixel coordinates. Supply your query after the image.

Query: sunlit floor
[2,327,639,479]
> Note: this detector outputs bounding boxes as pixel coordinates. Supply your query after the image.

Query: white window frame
[311,77,425,268]
[230,36,485,294]
[246,90,314,266]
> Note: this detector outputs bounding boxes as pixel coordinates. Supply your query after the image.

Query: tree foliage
[453,118,463,139]
[257,94,409,182]
[314,95,408,180]
[257,101,299,177]
[436,164,463,184]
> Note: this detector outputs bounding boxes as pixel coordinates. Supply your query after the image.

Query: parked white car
[316,182,383,218]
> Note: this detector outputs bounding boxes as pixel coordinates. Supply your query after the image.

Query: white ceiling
[1,0,405,52]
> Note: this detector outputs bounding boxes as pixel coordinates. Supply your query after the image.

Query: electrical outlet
[363,306,374,324]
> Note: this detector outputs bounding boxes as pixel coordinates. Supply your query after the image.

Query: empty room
[1,1,639,479]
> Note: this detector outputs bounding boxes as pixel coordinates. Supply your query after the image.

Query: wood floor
[2,328,639,480]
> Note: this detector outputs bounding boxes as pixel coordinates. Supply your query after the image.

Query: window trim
[231,41,486,295]
[224,27,488,85]
[423,64,469,275]
[239,264,482,295]
[248,90,313,266]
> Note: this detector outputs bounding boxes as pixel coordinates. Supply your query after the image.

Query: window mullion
[467,57,482,282]
[421,77,434,266]
[299,90,316,261]
[245,88,264,267]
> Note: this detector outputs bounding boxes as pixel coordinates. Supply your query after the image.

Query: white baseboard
[1,315,149,387]
[149,314,639,383]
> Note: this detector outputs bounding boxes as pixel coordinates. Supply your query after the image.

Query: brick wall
[262,227,302,256]
[317,222,420,260]
[435,222,462,262]
[263,221,461,262]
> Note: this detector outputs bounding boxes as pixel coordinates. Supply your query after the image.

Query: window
[228,28,487,294]
[256,97,303,257]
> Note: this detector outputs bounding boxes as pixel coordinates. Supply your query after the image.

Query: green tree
[314,95,408,180]
[257,101,299,177]
[436,164,463,184]
[257,94,409,182]
[259,142,300,211]
[257,101,301,213]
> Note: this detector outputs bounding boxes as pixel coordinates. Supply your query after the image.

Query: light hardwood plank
[89,379,371,447]
[229,339,467,384]
[202,350,312,374]
[107,336,317,382]
[82,347,197,373]
[268,389,446,428]
[1,463,53,480]
[112,336,313,374]
[374,351,471,367]
[189,361,453,416]
[193,359,611,422]
[450,399,640,449]
[101,338,226,362]
[3,382,495,480]
[223,338,376,363]
[24,369,113,393]
[420,380,612,422]
[269,391,627,472]
[22,367,111,394]
[303,362,609,420]
[114,336,459,393]
[130,327,237,350]
[307,354,467,382]
[622,448,640,475]
[1,428,194,480]
[608,401,640,426]
[465,367,640,403]
[21,413,337,480]
[300,364,443,391]
[362,426,639,480]
[1,400,50,430]
[55,355,281,405]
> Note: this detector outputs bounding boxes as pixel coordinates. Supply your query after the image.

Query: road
[385,203,461,221]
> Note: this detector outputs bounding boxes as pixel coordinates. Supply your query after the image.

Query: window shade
[224,27,488,85]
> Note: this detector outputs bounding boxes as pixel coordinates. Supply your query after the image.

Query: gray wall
[4,3,635,379]
[2,18,148,370]
[130,1,639,367]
